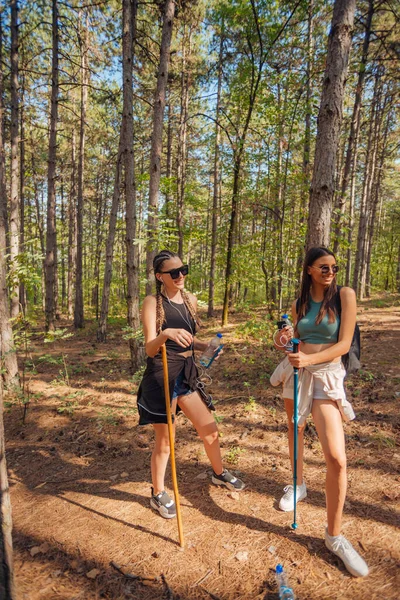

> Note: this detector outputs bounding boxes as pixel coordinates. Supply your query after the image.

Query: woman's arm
[142,295,193,358]
[287,287,357,368]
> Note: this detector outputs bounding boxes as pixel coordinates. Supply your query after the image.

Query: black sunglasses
[160,264,189,279]
[311,264,339,275]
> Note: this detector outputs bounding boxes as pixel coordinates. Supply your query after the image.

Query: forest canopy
[0,0,399,345]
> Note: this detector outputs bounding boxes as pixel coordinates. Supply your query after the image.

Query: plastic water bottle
[277,314,292,330]
[199,333,223,368]
[277,314,293,351]
[275,564,295,599]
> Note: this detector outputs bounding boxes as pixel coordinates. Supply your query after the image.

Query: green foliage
[236,316,275,344]
[225,446,245,465]
[38,354,63,365]
[96,406,120,427]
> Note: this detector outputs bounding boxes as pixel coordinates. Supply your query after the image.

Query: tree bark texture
[97,133,123,342]
[353,71,381,296]
[176,25,190,258]
[9,0,20,319]
[0,23,19,389]
[207,27,223,318]
[165,97,173,219]
[68,129,77,319]
[297,0,314,280]
[122,0,141,372]
[0,350,15,599]
[45,0,59,331]
[306,0,356,249]
[74,13,88,329]
[19,76,26,314]
[145,0,175,295]
[333,0,374,255]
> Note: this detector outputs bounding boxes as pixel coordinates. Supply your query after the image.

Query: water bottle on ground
[199,333,223,368]
[275,564,296,600]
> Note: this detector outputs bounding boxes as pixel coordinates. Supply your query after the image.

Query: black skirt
[137,350,214,425]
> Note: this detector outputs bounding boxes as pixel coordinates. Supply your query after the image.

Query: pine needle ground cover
[6,297,400,600]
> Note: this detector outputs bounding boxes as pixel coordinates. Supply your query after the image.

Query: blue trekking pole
[291,338,300,530]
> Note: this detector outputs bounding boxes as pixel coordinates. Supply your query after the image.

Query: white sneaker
[325,528,369,577]
[279,482,307,512]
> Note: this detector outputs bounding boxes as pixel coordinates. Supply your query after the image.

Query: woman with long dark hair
[271,247,368,577]
[137,250,245,519]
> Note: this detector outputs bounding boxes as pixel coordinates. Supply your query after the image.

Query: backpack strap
[335,285,342,316]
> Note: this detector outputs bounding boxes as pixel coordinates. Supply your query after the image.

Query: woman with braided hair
[137,250,245,519]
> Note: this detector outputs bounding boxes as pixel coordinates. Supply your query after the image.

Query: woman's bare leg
[151,399,177,494]
[312,399,346,537]
[178,391,223,474]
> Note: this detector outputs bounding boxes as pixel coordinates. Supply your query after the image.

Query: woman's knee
[198,423,219,446]
[287,421,306,435]
[154,436,171,455]
[326,451,347,474]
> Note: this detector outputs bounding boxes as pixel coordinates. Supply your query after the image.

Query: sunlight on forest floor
[5,295,400,599]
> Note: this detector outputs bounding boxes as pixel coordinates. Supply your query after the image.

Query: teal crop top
[296,298,340,344]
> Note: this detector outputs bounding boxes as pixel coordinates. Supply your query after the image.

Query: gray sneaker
[325,528,369,577]
[279,482,307,511]
[150,488,176,519]
[211,469,245,491]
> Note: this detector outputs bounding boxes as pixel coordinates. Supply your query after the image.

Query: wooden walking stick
[161,344,184,548]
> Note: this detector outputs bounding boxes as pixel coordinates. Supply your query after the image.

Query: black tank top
[161,296,195,353]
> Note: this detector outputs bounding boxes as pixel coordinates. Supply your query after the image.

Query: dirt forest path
[6,294,400,600]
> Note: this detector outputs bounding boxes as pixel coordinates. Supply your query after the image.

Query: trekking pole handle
[292,338,300,373]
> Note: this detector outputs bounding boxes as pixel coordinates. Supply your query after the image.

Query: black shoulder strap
[335,285,342,315]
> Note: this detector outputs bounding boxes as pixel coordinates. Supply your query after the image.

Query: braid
[181,289,201,333]
[155,280,166,333]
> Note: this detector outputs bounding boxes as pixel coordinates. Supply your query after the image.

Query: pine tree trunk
[122,0,141,372]
[60,180,66,311]
[9,0,20,319]
[297,0,314,279]
[165,97,173,220]
[333,0,374,255]
[145,0,175,295]
[0,22,19,389]
[19,76,26,314]
[74,13,88,329]
[45,0,59,331]
[365,93,390,296]
[306,0,356,249]
[67,130,77,320]
[0,364,15,598]
[207,26,223,318]
[345,146,357,286]
[97,133,123,342]
[176,26,190,258]
[91,186,105,318]
[353,72,380,297]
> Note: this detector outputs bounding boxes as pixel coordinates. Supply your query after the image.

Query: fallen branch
[192,569,213,587]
